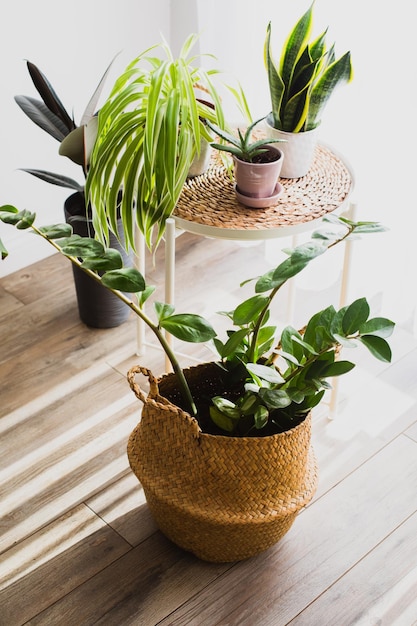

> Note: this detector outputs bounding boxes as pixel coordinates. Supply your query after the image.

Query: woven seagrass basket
[127,362,318,563]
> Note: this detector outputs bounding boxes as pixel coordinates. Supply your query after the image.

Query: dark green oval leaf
[292,334,318,355]
[304,306,337,349]
[232,295,269,325]
[359,317,395,338]
[300,389,326,410]
[61,237,105,258]
[342,298,370,334]
[290,240,327,262]
[270,257,309,288]
[1,209,36,229]
[280,326,304,361]
[255,269,274,293]
[101,268,146,292]
[39,223,73,239]
[160,313,216,343]
[154,302,175,322]
[219,328,249,358]
[81,248,123,271]
[258,388,292,409]
[138,285,156,307]
[17,210,36,229]
[359,335,392,363]
[322,360,355,377]
[0,204,19,215]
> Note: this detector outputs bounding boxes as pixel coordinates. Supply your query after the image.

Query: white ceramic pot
[187,138,212,178]
[265,115,318,178]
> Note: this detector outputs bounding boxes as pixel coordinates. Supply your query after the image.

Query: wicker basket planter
[127,362,318,563]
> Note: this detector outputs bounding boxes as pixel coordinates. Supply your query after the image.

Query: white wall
[0,0,170,274]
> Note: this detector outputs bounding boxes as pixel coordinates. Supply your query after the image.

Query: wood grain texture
[158,436,417,626]
[0,231,416,625]
[288,511,417,625]
[0,504,131,625]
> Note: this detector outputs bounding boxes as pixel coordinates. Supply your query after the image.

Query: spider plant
[85,34,230,253]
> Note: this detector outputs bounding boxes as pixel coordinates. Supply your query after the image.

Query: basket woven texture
[174,144,352,231]
[127,362,318,562]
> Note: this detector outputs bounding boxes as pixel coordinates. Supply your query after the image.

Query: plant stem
[247,223,355,363]
[31,224,198,417]
[247,289,277,363]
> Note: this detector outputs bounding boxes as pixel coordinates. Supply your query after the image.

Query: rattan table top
[174,144,354,240]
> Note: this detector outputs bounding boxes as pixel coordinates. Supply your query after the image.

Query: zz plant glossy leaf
[359,317,395,338]
[258,388,292,409]
[160,314,216,343]
[0,209,36,229]
[39,223,73,239]
[359,335,392,362]
[80,248,123,271]
[342,298,370,334]
[216,328,249,359]
[60,236,105,258]
[232,295,269,326]
[101,268,146,293]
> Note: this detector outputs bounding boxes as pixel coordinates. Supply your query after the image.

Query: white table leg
[164,218,176,371]
[135,227,146,356]
[286,234,299,325]
[328,201,357,418]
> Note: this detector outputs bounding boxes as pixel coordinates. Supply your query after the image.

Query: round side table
[173,144,354,240]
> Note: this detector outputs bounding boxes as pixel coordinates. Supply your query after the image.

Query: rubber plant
[14,58,116,192]
[85,34,230,253]
[0,205,394,435]
[264,2,353,132]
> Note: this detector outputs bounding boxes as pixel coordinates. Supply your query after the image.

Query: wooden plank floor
[1,232,416,625]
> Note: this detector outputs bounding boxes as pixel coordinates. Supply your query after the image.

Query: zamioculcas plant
[264,2,353,132]
[0,205,394,435]
[85,34,231,252]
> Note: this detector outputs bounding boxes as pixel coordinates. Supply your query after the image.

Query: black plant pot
[64,191,132,328]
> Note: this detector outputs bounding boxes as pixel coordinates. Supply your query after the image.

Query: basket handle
[127,365,160,405]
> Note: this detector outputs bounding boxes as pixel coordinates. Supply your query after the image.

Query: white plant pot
[265,116,318,178]
[187,138,212,178]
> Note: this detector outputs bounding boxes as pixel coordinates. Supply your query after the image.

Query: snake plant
[86,34,230,253]
[264,3,353,132]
